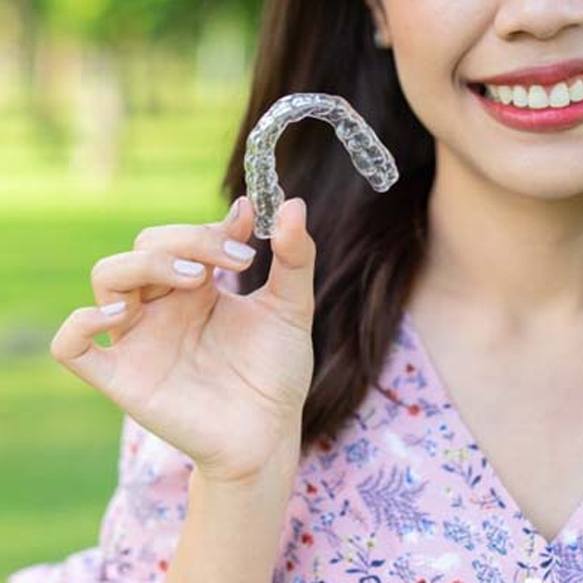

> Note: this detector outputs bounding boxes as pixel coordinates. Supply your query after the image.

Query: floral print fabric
[9,267,583,583]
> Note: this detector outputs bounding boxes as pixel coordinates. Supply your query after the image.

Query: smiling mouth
[465,76,583,109]
[464,80,583,132]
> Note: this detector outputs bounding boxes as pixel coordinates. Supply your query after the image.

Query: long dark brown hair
[222,0,435,457]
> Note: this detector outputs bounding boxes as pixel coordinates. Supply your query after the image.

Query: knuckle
[298,298,316,321]
[306,235,317,259]
[134,226,157,249]
[49,337,63,361]
[134,223,212,254]
[279,304,314,335]
[69,306,89,324]
[90,255,116,287]
[279,293,315,322]
[185,225,217,256]
[136,249,161,277]
[184,224,212,249]
[90,257,109,283]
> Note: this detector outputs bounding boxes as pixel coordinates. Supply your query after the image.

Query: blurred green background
[0,0,262,578]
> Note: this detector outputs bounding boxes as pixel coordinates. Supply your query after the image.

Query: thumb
[266,197,316,316]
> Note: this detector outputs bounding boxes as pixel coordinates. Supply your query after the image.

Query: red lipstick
[468,58,583,87]
[469,89,583,133]
[465,58,583,133]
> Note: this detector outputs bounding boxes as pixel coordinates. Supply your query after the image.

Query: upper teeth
[484,77,583,108]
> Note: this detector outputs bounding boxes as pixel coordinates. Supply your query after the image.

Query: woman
[10,0,583,581]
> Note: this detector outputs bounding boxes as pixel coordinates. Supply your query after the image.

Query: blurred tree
[7,0,265,188]
[42,0,207,48]
[17,0,43,95]
[42,0,207,185]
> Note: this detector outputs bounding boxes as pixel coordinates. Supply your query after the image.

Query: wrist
[188,416,302,494]
[173,424,302,583]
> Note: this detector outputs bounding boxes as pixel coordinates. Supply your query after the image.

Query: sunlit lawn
[0,83,247,578]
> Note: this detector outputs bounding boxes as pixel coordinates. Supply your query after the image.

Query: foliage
[23,0,265,47]
[0,88,245,578]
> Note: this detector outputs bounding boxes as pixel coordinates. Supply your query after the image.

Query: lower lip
[468,85,583,133]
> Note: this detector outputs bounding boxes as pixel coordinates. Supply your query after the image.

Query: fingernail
[100,301,127,317]
[226,197,241,222]
[173,259,206,277]
[223,239,256,262]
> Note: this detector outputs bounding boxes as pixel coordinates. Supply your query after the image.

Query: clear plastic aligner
[244,92,400,239]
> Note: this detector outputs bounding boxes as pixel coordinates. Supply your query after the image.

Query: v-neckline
[400,308,583,549]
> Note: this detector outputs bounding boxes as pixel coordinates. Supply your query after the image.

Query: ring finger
[90,248,208,314]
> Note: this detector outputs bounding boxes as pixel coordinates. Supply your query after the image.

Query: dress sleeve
[8,267,240,582]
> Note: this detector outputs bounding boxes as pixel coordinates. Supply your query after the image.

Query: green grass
[0,84,247,579]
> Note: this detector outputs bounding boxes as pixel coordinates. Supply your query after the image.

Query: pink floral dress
[9,267,583,583]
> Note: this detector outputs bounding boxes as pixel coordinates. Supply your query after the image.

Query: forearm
[166,425,301,583]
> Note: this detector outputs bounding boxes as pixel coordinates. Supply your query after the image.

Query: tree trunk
[70,46,126,192]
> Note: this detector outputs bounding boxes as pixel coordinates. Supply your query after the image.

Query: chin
[496,168,583,201]
[468,145,583,200]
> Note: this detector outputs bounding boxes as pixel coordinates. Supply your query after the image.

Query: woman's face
[371,0,583,200]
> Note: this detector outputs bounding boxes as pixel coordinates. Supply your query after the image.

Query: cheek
[386,0,489,137]
[390,44,458,144]
[384,0,583,198]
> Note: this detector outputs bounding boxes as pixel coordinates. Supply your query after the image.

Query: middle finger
[133,223,257,270]
[91,249,207,308]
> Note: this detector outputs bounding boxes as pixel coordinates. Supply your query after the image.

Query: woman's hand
[49,196,316,484]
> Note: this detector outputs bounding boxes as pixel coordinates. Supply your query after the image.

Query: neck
[420,142,583,322]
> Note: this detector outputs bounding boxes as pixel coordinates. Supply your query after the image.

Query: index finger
[133,198,256,273]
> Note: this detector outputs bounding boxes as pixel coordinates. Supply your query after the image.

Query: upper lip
[467,58,583,87]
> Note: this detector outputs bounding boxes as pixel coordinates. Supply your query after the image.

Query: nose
[495,0,583,41]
